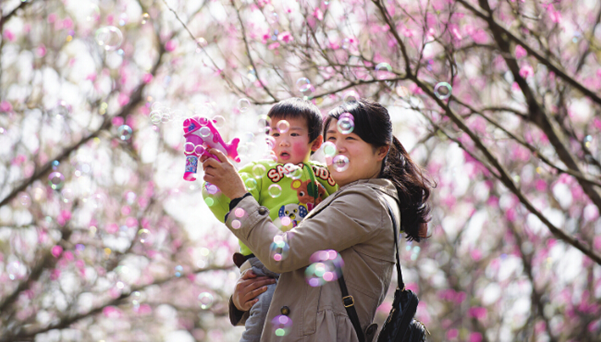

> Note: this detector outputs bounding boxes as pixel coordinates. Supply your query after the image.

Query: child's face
[269,116,319,164]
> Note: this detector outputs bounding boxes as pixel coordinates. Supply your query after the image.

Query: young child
[202,98,338,342]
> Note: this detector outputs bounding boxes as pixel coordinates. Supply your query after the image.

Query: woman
[202,99,434,341]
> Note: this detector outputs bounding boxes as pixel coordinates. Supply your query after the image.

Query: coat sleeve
[225,186,385,273]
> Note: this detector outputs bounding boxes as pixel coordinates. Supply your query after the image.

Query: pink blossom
[142,73,153,83]
[63,251,74,261]
[48,13,57,24]
[0,101,13,113]
[126,217,138,227]
[103,306,123,319]
[118,93,130,106]
[36,44,47,58]
[401,27,414,37]
[468,307,487,320]
[3,30,15,42]
[268,42,280,50]
[471,249,482,261]
[51,245,63,258]
[535,179,547,191]
[112,117,124,126]
[313,8,323,21]
[278,31,294,43]
[57,210,72,226]
[62,18,73,29]
[519,65,534,78]
[548,6,562,23]
[469,332,483,342]
[515,45,527,59]
[106,223,119,234]
[446,329,458,340]
[165,40,177,52]
[50,269,61,280]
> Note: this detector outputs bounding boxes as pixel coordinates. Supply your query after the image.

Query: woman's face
[325,119,388,187]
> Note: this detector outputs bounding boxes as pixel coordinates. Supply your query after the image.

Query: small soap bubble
[238,98,251,112]
[434,82,452,100]
[150,111,162,125]
[332,155,350,172]
[258,115,270,128]
[270,236,290,261]
[212,115,226,129]
[198,292,214,309]
[375,62,393,79]
[337,113,354,134]
[245,178,258,191]
[184,142,196,154]
[342,90,359,103]
[118,12,128,26]
[234,208,246,218]
[232,220,242,229]
[52,160,60,170]
[138,229,151,244]
[125,191,136,204]
[277,120,290,134]
[284,163,303,180]
[205,182,220,195]
[199,127,211,138]
[252,164,267,178]
[265,136,276,150]
[117,125,133,140]
[272,315,293,337]
[141,13,150,24]
[322,142,336,157]
[6,261,26,280]
[48,172,65,190]
[95,26,124,51]
[61,188,74,203]
[396,85,409,98]
[175,265,183,277]
[204,197,215,207]
[268,184,282,198]
[280,216,292,227]
[84,2,100,22]
[305,250,344,287]
[18,193,31,207]
[195,145,206,155]
[296,78,312,93]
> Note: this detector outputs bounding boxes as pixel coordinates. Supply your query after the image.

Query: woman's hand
[232,269,277,311]
[201,148,247,200]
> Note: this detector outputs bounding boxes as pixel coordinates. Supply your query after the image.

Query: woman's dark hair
[324,99,435,241]
[267,97,323,143]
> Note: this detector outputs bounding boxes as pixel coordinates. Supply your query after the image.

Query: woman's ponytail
[382,136,434,241]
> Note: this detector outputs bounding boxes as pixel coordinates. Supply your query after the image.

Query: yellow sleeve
[201,162,262,222]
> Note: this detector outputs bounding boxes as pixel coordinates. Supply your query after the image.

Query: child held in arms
[202,97,338,342]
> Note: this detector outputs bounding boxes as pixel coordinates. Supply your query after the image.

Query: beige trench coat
[226,179,399,342]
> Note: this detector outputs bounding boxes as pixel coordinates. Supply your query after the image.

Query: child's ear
[310,135,323,152]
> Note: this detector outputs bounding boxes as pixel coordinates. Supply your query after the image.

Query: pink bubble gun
[183,116,241,181]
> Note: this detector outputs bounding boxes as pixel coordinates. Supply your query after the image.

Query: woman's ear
[377,145,390,161]
[310,135,323,152]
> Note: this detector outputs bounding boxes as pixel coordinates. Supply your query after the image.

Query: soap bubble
[48,172,65,190]
[238,98,251,112]
[272,315,293,337]
[305,250,344,287]
[284,163,302,180]
[296,78,312,93]
[270,236,290,261]
[84,2,100,22]
[95,26,124,51]
[6,260,26,280]
[375,62,393,79]
[434,82,452,100]
[138,229,151,244]
[342,90,359,103]
[198,292,214,309]
[277,120,290,134]
[258,115,270,128]
[175,265,183,277]
[337,113,354,134]
[212,115,225,128]
[199,127,211,138]
[396,85,409,98]
[205,182,220,195]
[252,164,267,178]
[268,184,282,198]
[117,125,132,140]
[322,142,336,157]
[265,136,276,150]
[245,178,258,191]
[141,13,150,24]
[332,155,350,172]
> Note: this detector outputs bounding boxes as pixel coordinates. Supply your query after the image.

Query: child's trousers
[239,256,280,342]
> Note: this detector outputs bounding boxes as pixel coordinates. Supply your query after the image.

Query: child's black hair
[267,98,323,143]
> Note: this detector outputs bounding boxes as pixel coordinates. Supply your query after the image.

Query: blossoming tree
[0,0,600,341]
